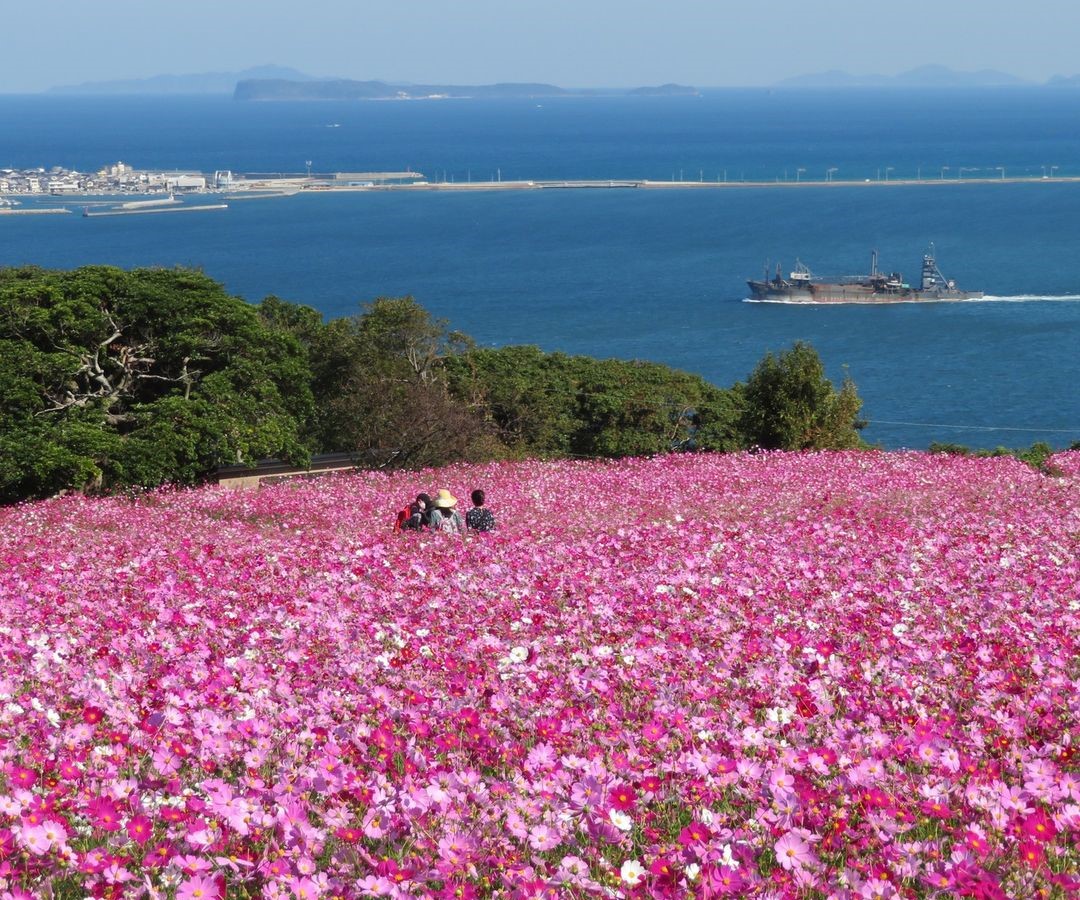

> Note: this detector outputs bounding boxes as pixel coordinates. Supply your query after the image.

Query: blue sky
[2,0,1077,92]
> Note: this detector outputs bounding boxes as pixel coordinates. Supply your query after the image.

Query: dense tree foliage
[444,346,743,458]
[928,440,1064,474]
[262,295,496,469]
[736,341,865,450]
[0,266,312,502]
[1,267,874,502]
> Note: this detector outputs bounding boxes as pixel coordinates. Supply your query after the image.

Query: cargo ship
[747,246,983,303]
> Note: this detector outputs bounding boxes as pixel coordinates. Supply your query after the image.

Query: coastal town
[0,162,431,212]
[0,161,212,198]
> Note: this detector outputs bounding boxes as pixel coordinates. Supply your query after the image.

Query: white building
[166,174,207,191]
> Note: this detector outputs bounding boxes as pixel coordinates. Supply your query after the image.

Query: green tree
[0,265,313,501]
[444,346,742,458]
[444,346,581,456]
[312,296,495,468]
[736,342,864,450]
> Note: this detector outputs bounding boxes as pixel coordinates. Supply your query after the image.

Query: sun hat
[433,489,458,508]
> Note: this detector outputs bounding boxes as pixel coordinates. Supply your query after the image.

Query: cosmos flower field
[1,450,1078,899]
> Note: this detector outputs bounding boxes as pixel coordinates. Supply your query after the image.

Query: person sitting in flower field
[395,492,432,532]
[429,489,465,534]
[465,488,496,532]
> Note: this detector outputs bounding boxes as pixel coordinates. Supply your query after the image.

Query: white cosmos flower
[620,859,645,885]
[609,809,633,832]
[508,646,529,664]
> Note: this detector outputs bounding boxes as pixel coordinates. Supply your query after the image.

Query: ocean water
[2,90,1079,450]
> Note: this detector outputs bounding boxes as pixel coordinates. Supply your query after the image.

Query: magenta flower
[81,705,105,725]
[8,766,36,790]
[678,822,711,846]
[1020,808,1058,842]
[608,782,637,811]
[126,814,153,845]
[642,719,667,741]
[86,796,122,832]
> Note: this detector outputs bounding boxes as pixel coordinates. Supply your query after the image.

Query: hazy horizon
[2,0,1079,94]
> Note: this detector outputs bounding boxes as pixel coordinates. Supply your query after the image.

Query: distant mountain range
[47,65,322,95]
[233,79,699,101]
[43,63,1080,96]
[775,65,1078,88]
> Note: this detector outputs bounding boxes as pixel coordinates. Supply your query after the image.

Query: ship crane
[920,242,954,291]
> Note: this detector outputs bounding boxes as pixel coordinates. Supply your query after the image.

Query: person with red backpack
[396,493,432,532]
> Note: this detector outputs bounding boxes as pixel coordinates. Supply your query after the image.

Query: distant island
[43,66,699,99]
[233,79,700,101]
[42,62,1080,97]
[48,65,321,96]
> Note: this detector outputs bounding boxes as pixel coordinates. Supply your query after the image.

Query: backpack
[396,505,422,531]
[435,510,460,534]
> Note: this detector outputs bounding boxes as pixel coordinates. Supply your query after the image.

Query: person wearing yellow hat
[429,489,465,534]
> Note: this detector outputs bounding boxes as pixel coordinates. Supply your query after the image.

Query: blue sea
[2,90,1079,450]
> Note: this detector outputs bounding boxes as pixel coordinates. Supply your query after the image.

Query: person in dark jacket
[465,488,496,532]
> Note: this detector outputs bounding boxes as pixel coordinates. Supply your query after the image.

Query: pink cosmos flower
[642,719,667,741]
[39,819,67,851]
[920,800,952,820]
[86,796,122,832]
[126,814,153,845]
[774,831,813,871]
[964,829,990,856]
[8,767,36,790]
[528,824,561,852]
[285,876,320,899]
[769,768,796,795]
[1019,840,1046,868]
[640,774,663,794]
[703,865,747,894]
[19,823,52,855]
[649,857,677,885]
[608,782,636,811]
[1020,809,1058,843]
[859,878,897,899]
[678,822,711,846]
[81,705,105,725]
[176,874,220,900]
[146,842,175,868]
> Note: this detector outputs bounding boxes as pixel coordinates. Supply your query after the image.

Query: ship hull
[746,281,984,304]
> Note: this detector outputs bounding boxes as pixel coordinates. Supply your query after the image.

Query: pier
[0,207,72,215]
[332,174,1080,192]
[81,203,228,218]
